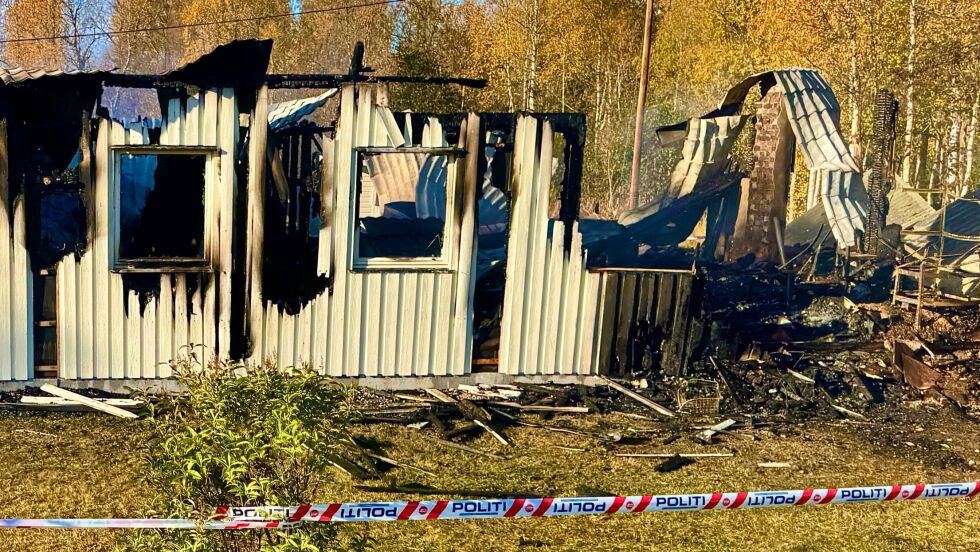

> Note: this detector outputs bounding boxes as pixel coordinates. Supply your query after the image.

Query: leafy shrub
[119,358,371,552]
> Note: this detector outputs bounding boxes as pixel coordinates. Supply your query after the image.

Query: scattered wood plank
[758,462,792,468]
[424,388,457,403]
[828,403,868,420]
[322,453,373,480]
[362,407,426,415]
[550,445,587,452]
[20,396,143,407]
[815,383,868,420]
[419,434,504,459]
[39,384,138,419]
[786,369,815,384]
[486,401,589,413]
[709,357,740,404]
[2,403,141,414]
[395,394,438,403]
[457,384,521,399]
[696,419,737,444]
[474,419,510,446]
[600,378,675,418]
[614,452,734,458]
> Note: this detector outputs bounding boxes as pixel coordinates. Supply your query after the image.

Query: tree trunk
[848,35,862,165]
[964,91,979,190]
[946,113,962,196]
[901,0,917,184]
[915,130,929,187]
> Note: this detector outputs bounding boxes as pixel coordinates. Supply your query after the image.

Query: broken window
[113,146,214,270]
[351,147,460,269]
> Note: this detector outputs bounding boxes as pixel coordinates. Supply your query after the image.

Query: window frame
[110,144,217,273]
[349,146,464,272]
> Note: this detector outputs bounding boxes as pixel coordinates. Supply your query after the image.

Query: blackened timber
[265,74,487,89]
[100,73,487,91]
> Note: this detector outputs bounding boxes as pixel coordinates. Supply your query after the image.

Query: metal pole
[628,0,655,210]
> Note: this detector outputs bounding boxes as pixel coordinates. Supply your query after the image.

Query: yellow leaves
[5,0,66,69]
[180,0,204,26]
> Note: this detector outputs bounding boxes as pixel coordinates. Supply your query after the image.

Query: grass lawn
[1,403,978,551]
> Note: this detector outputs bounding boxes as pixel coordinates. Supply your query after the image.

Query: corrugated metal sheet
[498,117,599,376]
[268,89,337,131]
[55,88,237,379]
[0,66,105,85]
[0,190,34,381]
[771,70,866,248]
[887,188,935,229]
[907,189,980,259]
[248,84,478,376]
[591,269,700,376]
[618,115,745,238]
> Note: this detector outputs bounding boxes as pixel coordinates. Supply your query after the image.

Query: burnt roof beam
[101,73,487,90]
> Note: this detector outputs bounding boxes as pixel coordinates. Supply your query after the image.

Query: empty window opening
[114,147,212,269]
[352,147,459,267]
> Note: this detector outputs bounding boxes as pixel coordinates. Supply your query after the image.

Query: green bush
[119,358,371,552]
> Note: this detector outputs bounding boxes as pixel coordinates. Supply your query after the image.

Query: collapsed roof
[621,68,867,257]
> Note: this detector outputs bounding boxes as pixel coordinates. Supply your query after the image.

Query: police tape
[2,481,978,529]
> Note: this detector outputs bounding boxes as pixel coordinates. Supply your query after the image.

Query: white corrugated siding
[56,88,237,379]
[248,85,477,377]
[498,116,600,376]
[771,70,866,247]
[0,193,34,381]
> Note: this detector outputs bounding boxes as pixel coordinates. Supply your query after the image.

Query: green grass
[1,405,979,551]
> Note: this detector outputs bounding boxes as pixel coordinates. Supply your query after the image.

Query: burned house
[0,36,885,389]
[0,40,708,387]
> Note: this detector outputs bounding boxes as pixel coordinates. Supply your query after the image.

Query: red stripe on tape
[796,489,813,506]
[907,484,925,501]
[633,495,653,513]
[818,488,838,505]
[532,498,553,517]
[969,482,980,498]
[606,496,627,515]
[504,499,525,517]
[727,492,748,510]
[704,493,723,510]
[427,501,449,520]
[398,501,419,521]
[289,504,311,522]
[318,504,341,522]
[884,486,902,501]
